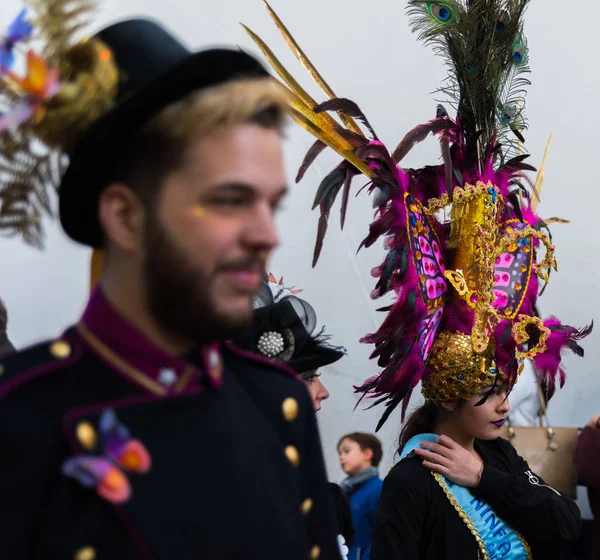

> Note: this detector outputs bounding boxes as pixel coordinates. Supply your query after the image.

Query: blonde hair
[145,77,289,140]
[115,77,289,204]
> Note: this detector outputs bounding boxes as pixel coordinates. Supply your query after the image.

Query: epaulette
[0,333,81,398]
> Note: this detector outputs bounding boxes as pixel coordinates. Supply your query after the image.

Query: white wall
[1,0,597,515]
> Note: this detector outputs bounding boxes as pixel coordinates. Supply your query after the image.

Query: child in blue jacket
[338,433,383,560]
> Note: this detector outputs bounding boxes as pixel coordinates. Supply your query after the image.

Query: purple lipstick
[492,419,505,428]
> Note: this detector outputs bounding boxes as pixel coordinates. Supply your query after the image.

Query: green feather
[425,2,459,25]
[407,1,463,44]
[512,32,528,66]
[407,0,531,170]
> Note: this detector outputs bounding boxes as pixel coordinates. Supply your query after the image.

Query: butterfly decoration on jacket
[0,9,33,73]
[62,409,152,504]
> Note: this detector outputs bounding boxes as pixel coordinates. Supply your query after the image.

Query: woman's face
[299,370,330,412]
[449,382,511,441]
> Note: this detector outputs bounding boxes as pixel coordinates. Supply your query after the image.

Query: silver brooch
[257,331,285,358]
[158,368,177,387]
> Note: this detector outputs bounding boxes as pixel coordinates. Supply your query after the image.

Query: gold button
[282,398,299,422]
[285,445,300,468]
[74,547,96,560]
[208,349,220,368]
[310,545,321,560]
[76,422,97,450]
[0,364,4,376]
[208,349,223,381]
[301,498,313,516]
[50,340,71,359]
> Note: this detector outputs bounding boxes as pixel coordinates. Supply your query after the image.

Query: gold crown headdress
[242,1,591,428]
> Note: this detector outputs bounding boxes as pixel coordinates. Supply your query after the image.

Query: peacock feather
[408,0,531,171]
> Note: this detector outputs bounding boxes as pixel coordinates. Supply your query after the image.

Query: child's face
[338,438,372,476]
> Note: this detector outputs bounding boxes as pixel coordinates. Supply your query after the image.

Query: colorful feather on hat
[0,9,34,74]
[244,1,590,428]
[0,0,117,247]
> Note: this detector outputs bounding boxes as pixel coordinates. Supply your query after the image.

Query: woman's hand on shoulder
[415,435,483,488]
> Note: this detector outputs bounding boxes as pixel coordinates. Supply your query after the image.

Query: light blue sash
[398,434,532,559]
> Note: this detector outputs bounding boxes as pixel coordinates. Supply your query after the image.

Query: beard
[143,217,254,344]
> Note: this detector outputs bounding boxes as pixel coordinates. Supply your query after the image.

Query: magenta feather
[533,317,593,397]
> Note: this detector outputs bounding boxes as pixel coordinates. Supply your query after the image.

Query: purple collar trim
[79,288,223,396]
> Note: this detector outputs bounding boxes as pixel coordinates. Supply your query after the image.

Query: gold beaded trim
[432,473,489,558]
[423,181,505,216]
[470,184,500,356]
[493,219,535,320]
[512,315,551,361]
[431,472,532,560]
[411,180,558,401]
[422,182,556,363]
[424,331,501,403]
[518,533,534,559]
[494,225,556,283]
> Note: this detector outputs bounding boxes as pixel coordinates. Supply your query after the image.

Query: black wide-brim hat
[59,19,270,248]
[235,299,345,373]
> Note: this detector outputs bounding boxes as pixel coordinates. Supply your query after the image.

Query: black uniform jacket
[0,289,340,560]
[372,436,581,560]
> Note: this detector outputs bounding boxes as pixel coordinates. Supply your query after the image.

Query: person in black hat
[235,276,345,411]
[235,276,354,557]
[0,297,16,358]
[0,4,339,559]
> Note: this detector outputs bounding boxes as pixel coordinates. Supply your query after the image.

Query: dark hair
[338,432,383,467]
[0,298,8,333]
[397,403,440,455]
[398,399,470,455]
[112,129,182,209]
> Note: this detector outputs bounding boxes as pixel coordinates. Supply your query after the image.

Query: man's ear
[363,447,374,463]
[98,183,145,252]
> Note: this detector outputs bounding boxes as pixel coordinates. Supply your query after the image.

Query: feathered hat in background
[243,0,591,429]
[0,1,118,247]
[0,1,270,249]
[234,274,345,375]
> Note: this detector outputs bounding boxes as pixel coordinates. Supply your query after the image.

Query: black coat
[329,483,355,547]
[371,437,581,560]
[0,290,340,560]
[0,331,15,358]
[574,426,600,560]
